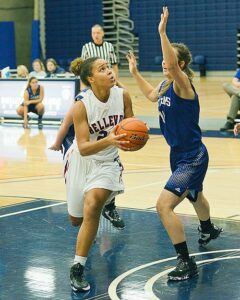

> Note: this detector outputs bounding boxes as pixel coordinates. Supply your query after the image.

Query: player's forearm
[28,99,42,105]
[132,71,157,102]
[160,33,178,69]
[77,137,111,156]
[54,124,70,147]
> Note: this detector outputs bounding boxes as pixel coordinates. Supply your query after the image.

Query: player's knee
[36,104,45,115]
[193,191,203,203]
[84,197,103,219]
[156,198,171,216]
[16,107,23,116]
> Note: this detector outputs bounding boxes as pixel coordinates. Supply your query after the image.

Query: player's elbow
[147,95,158,102]
[147,91,158,102]
[79,148,88,156]
[165,59,178,71]
[168,63,178,73]
[78,145,88,156]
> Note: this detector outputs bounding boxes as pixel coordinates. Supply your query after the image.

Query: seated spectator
[29,58,46,78]
[17,65,29,78]
[220,69,240,131]
[16,77,44,129]
[46,58,65,77]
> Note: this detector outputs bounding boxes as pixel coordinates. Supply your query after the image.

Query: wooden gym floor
[0,74,239,219]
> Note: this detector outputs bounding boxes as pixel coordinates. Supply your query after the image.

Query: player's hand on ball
[126,51,138,75]
[159,6,169,35]
[108,126,131,151]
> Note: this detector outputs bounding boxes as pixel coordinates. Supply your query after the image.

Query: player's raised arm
[49,104,75,151]
[158,7,194,99]
[123,90,134,118]
[126,51,160,102]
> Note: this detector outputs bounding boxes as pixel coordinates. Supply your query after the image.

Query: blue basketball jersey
[158,82,202,152]
[27,86,40,100]
[234,69,240,80]
[62,124,75,157]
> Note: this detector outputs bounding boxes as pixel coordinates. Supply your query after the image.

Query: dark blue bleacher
[130,0,240,71]
[45,0,103,70]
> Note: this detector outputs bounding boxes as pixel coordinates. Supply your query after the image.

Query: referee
[81,24,118,79]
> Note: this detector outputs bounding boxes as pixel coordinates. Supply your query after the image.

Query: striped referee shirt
[81,41,118,66]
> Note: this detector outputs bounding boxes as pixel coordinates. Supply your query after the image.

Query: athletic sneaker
[198,224,223,245]
[168,256,198,281]
[102,206,125,230]
[220,121,234,131]
[70,263,90,292]
[38,117,43,129]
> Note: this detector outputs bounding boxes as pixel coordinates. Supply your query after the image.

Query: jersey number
[159,110,166,123]
[97,130,108,140]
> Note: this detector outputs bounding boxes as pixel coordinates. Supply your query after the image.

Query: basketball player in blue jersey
[49,58,125,230]
[16,77,44,129]
[127,7,222,281]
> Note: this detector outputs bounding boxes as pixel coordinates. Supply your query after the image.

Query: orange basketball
[116,118,149,151]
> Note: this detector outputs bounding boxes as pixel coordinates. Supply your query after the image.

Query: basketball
[116,118,149,151]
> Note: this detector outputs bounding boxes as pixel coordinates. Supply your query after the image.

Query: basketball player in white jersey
[64,57,134,292]
[50,57,126,230]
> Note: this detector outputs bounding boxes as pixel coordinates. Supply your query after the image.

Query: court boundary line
[0,202,66,218]
[0,197,65,211]
[108,249,240,300]
[144,255,240,300]
[0,197,43,209]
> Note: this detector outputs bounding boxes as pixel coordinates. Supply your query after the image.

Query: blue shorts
[21,102,38,114]
[164,143,209,201]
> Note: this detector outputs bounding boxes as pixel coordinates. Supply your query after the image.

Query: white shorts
[63,146,124,218]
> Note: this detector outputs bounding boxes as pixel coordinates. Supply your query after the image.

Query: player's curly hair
[70,57,99,86]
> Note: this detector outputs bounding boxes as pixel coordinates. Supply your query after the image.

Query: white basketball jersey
[74,86,124,161]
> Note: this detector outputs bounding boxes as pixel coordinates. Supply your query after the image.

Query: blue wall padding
[0,21,16,69]
[45,0,102,66]
[31,20,40,62]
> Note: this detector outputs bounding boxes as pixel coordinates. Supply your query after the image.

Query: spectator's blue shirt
[46,66,65,77]
[234,69,240,80]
